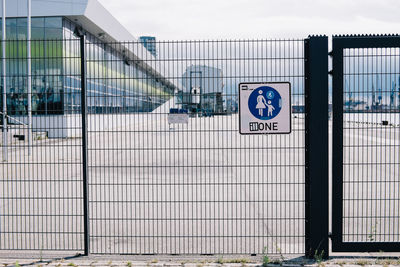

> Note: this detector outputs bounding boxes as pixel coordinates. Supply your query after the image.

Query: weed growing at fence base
[314,250,325,265]
[355,260,368,266]
[262,247,270,267]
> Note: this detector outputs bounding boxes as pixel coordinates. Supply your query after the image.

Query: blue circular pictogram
[266,90,274,99]
[248,86,282,120]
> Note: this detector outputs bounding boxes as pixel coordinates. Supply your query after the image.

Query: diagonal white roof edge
[1,0,137,42]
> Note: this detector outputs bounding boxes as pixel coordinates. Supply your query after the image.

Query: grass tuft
[262,246,270,267]
[314,250,325,266]
[355,260,369,266]
[216,257,224,265]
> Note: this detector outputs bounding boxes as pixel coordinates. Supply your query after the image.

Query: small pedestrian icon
[256,90,267,116]
[266,100,275,116]
[248,86,282,120]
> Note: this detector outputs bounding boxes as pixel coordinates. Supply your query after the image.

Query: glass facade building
[0,16,175,116]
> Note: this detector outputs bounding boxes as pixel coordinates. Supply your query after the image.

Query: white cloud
[97,0,400,40]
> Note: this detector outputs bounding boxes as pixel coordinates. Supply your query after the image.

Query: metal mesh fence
[0,38,306,255]
[86,39,306,254]
[3,35,400,256]
[0,39,84,251]
[342,47,400,243]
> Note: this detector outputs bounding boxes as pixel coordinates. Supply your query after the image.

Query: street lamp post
[2,0,7,161]
[27,0,32,155]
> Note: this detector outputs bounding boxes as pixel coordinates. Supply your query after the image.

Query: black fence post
[76,28,90,256]
[304,36,329,259]
[331,36,344,253]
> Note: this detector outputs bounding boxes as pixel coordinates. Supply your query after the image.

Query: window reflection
[1,17,63,115]
[0,16,174,117]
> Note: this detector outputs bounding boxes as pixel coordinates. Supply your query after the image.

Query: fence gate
[332,35,400,252]
[85,38,314,255]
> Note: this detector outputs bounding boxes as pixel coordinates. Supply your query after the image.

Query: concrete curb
[1,258,400,267]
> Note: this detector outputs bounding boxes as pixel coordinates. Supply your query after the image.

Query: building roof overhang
[2,0,181,91]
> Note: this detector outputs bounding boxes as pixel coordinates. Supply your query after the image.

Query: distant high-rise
[139,36,157,57]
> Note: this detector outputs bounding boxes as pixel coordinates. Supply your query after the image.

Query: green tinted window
[45,28,62,39]
[17,18,27,27]
[32,27,44,39]
[6,18,16,27]
[6,25,17,40]
[17,26,27,40]
[32,17,44,28]
[45,17,62,28]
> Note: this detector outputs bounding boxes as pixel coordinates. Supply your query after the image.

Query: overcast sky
[97,0,400,40]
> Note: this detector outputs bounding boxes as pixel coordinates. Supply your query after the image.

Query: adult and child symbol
[248,86,282,120]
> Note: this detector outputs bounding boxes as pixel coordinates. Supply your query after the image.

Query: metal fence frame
[81,35,327,257]
[0,38,85,253]
[331,34,400,252]
[0,35,329,257]
[304,36,329,258]
[77,30,90,257]
[3,33,400,257]
[81,36,315,256]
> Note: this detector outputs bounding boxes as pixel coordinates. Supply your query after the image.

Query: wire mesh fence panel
[342,47,400,243]
[0,39,84,252]
[86,39,306,255]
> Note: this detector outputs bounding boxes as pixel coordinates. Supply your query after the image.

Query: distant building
[179,65,224,115]
[225,98,238,113]
[292,105,305,113]
[139,36,157,58]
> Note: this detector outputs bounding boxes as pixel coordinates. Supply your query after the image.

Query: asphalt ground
[1,114,399,256]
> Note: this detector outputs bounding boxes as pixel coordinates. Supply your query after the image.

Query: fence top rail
[0,38,78,42]
[1,38,306,43]
[332,34,400,49]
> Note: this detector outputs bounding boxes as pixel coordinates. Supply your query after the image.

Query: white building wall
[14,114,158,138]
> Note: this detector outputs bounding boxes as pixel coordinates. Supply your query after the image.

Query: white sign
[168,113,189,124]
[239,82,291,134]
